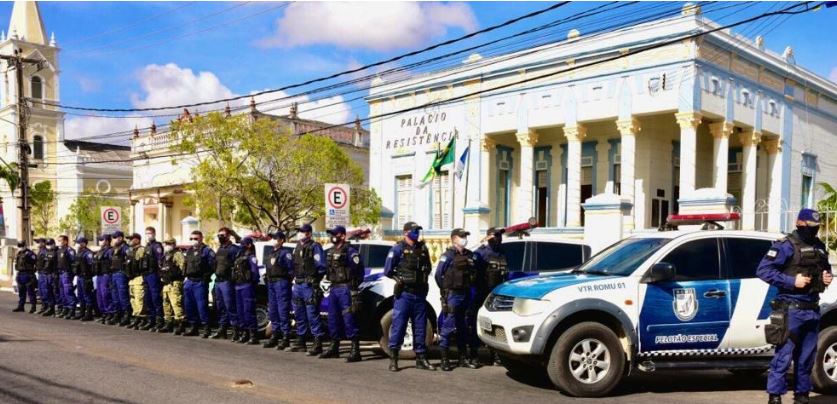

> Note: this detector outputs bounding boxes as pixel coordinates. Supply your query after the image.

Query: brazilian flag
[419,136,456,189]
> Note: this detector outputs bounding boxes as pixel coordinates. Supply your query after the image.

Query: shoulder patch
[285,253,292,260]
[766,249,778,259]
[387,251,394,259]
[314,253,321,262]
[353,255,361,265]
[439,255,448,263]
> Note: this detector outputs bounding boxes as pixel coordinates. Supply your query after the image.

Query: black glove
[350,290,361,313]
[394,278,404,299]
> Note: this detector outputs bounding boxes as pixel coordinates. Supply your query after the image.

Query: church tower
[0,0,63,240]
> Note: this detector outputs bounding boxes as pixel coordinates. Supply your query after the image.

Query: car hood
[493,272,620,300]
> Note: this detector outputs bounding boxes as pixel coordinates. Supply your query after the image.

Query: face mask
[146,235,155,242]
[456,237,468,248]
[17,241,25,248]
[190,239,200,247]
[407,230,420,241]
[217,234,228,243]
[797,226,820,243]
[297,233,307,241]
[164,245,174,253]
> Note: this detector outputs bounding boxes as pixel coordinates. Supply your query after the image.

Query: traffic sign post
[324,183,350,229]
[101,206,122,235]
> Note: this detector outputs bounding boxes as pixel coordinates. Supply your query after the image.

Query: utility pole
[1,49,43,244]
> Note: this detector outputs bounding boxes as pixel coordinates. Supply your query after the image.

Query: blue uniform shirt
[99,245,114,261]
[756,236,831,303]
[270,247,295,278]
[78,248,94,269]
[57,246,76,271]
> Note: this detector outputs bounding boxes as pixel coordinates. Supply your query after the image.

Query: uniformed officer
[158,238,186,334]
[436,228,480,371]
[73,237,96,322]
[210,227,240,340]
[95,234,115,325]
[182,230,216,338]
[232,236,260,345]
[12,240,37,313]
[320,225,365,362]
[383,222,435,372]
[110,231,133,326]
[262,231,294,350]
[126,233,148,330]
[288,223,326,355]
[37,238,57,316]
[56,235,78,319]
[473,227,509,366]
[141,227,165,331]
[757,208,833,404]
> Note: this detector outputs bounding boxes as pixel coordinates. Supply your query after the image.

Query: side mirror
[642,262,675,283]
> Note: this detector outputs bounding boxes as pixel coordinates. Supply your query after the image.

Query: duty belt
[186,276,204,282]
[447,288,468,295]
[266,275,290,282]
[771,300,820,311]
[294,277,316,285]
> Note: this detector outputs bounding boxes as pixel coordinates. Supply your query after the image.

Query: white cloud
[76,75,101,93]
[131,63,236,113]
[829,67,837,84]
[64,115,153,145]
[260,2,477,51]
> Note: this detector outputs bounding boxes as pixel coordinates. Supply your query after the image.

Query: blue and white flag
[454,144,470,181]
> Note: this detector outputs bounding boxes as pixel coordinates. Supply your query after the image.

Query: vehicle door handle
[703,289,726,298]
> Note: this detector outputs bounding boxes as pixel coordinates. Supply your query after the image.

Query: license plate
[478,316,493,332]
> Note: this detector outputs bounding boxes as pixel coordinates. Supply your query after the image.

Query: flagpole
[436,142,442,230]
[461,137,472,228]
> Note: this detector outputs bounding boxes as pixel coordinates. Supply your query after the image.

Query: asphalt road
[0,292,831,404]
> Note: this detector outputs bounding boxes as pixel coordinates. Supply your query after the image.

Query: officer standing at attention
[110,231,133,326]
[141,227,165,331]
[158,238,186,334]
[383,222,435,372]
[211,227,240,340]
[73,237,96,322]
[757,208,833,404]
[182,230,216,338]
[262,231,294,350]
[95,235,115,325]
[320,225,365,362]
[56,235,78,319]
[473,227,509,366]
[288,224,326,355]
[436,228,480,371]
[126,233,147,330]
[232,236,260,345]
[34,238,52,315]
[12,240,37,313]
[39,239,59,316]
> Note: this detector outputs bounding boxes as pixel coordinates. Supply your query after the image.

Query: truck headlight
[512,297,548,316]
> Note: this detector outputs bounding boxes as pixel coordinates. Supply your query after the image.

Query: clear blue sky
[2,1,835,141]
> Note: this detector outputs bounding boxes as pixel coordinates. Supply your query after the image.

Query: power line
[58,2,194,46]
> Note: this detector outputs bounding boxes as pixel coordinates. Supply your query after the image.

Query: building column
[740,129,762,230]
[764,138,783,232]
[709,121,734,194]
[675,112,702,196]
[130,199,138,234]
[479,136,496,206]
[595,142,610,194]
[515,130,538,223]
[157,199,171,239]
[617,118,640,230]
[564,124,586,227]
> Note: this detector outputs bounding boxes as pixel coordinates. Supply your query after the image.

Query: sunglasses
[189,238,200,241]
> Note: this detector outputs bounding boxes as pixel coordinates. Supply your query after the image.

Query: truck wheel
[813,326,837,393]
[378,309,433,360]
[255,304,269,336]
[546,322,625,398]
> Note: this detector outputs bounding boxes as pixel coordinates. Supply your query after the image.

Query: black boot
[793,393,809,404]
[346,339,361,363]
[119,313,132,327]
[65,308,77,320]
[37,304,47,314]
[152,317,165,332]
[319,340,340,359]
[201,325,212,339]
[230,328,242,342]
[174,321,187,336]
[287,337,307,352]
[81,307,94,322]
[237,331,250,344]
[43,305,55,317]
[28,304,37,314]
[56,307,67,318]
[307,337,323,356]
[140,318,155,331]
[768,395,782,404]
[489,347,502,366]
[13,305,24,312]
[263,333,280,348]
[158,320,173,333]
[388,349,400,372]
[247,331,260,345]
[99,313,108,324]
[466,348,481,369]
[128,317,142,330]
[183,323,200,337]
[277,336,291,351]
[440,350,454,371]
[416,353,436,371]
[210,326,229,340]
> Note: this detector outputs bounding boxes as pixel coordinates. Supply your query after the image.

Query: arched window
[33,135,43,160]
[31,76,43,100]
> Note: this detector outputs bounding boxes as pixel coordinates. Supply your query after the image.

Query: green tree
[30,180,55,237]
[170,112,380,232]
[0,162,19,194]
[816,182,837,252]
[57,193,130,240]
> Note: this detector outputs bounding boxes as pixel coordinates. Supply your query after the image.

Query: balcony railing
[132,132,178,154]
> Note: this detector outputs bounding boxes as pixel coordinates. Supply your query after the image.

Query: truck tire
[546,321,625,398]
[378,309,434,360]
[813,326,837,394]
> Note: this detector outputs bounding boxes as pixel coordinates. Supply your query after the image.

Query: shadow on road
[0,364,139,404]
[0,335,39,343]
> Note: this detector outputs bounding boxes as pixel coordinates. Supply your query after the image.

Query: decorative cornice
[563,124,587,142]
[481,136,496,152]
[616,118,641,136]
[515,130,539,147]
[708,121,735,139]
[675,111,703,130]
[740,129,762,147]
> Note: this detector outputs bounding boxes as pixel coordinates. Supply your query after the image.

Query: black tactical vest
[111,244,126,273]
[485,251,508,288]
[57,247,71,273]
[215,244,235,280]
[125,246,141,277]
[785,234,828,294]
[395,241,430,287]
[16,250,35,273]
[74,249,93,277]
[326,244,352,284]
[266,248,290,279]
[43,248,58,274]
[293,240,316,280]
[160,250,183,284]
[232,253,253,284]
[35,249,47,272]
[142,241,161,274]
[441,248,476,291]
[184,245,206,278]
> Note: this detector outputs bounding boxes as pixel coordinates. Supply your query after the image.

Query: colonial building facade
[368,5,837,248]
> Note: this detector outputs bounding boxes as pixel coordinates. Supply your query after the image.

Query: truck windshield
[576,237,670,276]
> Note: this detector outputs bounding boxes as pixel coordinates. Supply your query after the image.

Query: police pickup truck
[477,219,837,397]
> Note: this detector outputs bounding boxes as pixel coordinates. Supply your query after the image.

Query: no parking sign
[101,206,122,234]
[324,183,350,228]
